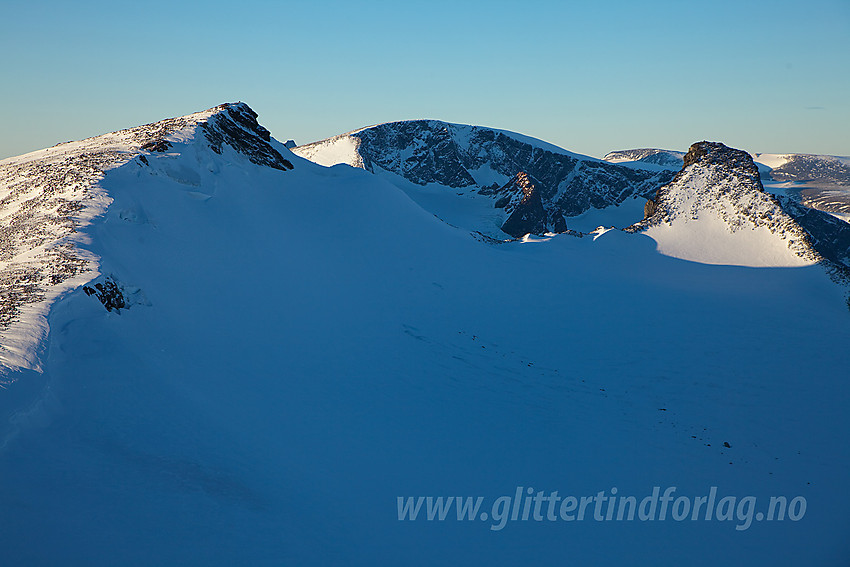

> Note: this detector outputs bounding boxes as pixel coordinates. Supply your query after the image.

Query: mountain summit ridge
[0,102,293,373]
[293,119,675,237]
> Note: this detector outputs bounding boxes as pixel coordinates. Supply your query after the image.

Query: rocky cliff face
[295,120,674,237]
[201,104,293,171]
[496,172,548,237]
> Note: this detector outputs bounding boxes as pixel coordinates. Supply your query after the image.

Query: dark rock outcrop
[201,103,294,171]
[141,140,172,152]
[500,173,548,237]
[83,276,125,312]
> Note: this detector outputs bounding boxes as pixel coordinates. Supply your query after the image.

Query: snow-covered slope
[629,141,850,271]
[294,121,674,237]
[0,103,292,374]
[1,108,849,566]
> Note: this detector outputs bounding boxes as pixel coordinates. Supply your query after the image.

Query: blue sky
[2,0,848,159]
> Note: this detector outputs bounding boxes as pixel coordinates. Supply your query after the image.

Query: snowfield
[0,105,849,566]
[642,173,816,267]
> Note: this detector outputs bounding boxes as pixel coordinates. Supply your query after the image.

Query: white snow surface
[642,165,817,267]
[0,109,848,566]
[289,133,364,168]
[0,107,218,374]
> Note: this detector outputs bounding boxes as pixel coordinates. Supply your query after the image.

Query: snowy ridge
[629,142,826,267]
[0,103,291,374]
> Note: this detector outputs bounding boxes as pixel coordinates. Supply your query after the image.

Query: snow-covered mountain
[1,105,849,566]
[627,141,850,273]
[293,120,675,237]
[0,103,293,372]
[603,148,686,169]
[606,147,850,223]
[753,152,850,186]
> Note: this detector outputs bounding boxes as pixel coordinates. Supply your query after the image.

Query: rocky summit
[630,141,850,276]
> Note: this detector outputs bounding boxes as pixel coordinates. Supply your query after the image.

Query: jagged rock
[201,103,294,171]
[83,276,125,312]
[284,140,297,149]
[500,173,547,237]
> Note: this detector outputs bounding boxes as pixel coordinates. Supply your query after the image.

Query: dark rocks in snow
[552,214,568,233]
[284,140,297,149]
[631,141,778,235]
[202,103,294,171]
[780,197,850,276]
[83,276,125,312]
[141,140,172,153]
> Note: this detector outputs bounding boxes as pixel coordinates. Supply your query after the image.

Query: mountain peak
[0,102,293,372]
[200,102,293,171]
[628,140,846,269]
[682,141,759,176]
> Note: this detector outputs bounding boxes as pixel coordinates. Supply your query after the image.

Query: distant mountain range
[293,122,850,278]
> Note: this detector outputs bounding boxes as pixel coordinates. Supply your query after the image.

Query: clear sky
[1,0,848,160]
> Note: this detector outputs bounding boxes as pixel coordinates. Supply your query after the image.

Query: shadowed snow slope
[0,102,291,373]
[0,108,849,566]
